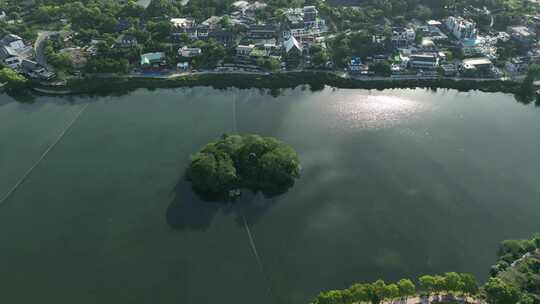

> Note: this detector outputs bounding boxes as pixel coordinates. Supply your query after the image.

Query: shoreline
[26,71,525,96]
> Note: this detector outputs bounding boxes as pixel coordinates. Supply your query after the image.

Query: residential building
[505,57,528,74]
[283,35,303,60]
[20,59,55,80]
[196,25,209,40]
[248,24,277,40]
[508,26,536,50]
[140,52,166,69]
[171,18,196,29]
[171,18,198,41]
[461,57,493,75]
[391,27,415,48]
[416,25,448,40]
[440,64,457,76]
[409,53,439,69]
[0,46,20,68]
[236,44,255,56]
[0,11,7,21]
[0,34,25,52]
[208,30,236,46]
[115,34,138,48]
[303,6,318,27]
[445,16,477,40]
[201,16,223,30]
[179,46,202,57]
[282,6,326,39]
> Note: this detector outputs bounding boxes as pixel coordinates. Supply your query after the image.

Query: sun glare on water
[326,93,430,131]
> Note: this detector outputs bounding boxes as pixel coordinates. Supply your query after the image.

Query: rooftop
[140,52,165,65]
[462,57,492,67]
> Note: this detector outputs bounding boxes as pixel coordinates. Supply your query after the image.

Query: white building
[0,11,7,21]
[178,46,202,57]
[445,16,477,40]
[283,6,326,39]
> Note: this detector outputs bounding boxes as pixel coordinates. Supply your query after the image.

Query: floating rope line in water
[242,214,264,272]
[232,94,276,300]
[241,212,276,299]
[0,103,89,206]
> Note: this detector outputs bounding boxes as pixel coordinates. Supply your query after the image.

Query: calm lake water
[1,87,540,303]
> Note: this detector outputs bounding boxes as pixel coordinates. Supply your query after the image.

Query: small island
[186,134,300,200]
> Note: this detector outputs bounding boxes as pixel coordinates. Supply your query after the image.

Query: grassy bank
[30,72,524,97]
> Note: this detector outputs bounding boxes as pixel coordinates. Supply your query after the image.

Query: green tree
[484,278,521,304]
[533,234,540,249]
[262,58,280,72]
[187,134,300,197]
[369,61,391,76]
[187,151,237,194]
[0,67,27,92]
[48,53,73,72]
[460,273,479,296]
[397,279,416,300]
[419,275,436,295]
[444,272,464,294]
[313,290,345,304]
[349,283,369,302]
[385,283,399,301]
[433,275,446,294]
[368,280,387,304]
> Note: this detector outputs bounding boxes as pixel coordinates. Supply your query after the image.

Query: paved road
[34,31,58,70]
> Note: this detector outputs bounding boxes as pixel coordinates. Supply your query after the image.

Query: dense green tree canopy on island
[187,134,300,199]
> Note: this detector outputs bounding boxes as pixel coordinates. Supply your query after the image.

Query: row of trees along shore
[313,272,479,304]
[314,233,540,304]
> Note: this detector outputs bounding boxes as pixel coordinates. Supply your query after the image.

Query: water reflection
[166,181,280,231]
[326,94,431,131]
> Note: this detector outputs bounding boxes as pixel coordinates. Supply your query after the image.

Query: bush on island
[186,134,300,199]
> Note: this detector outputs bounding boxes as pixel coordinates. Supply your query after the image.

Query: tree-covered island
[186,134,300,199]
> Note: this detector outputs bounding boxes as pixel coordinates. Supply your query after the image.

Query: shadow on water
[166,179,285,231]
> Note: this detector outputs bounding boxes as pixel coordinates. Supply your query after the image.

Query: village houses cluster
[1,2,540,82]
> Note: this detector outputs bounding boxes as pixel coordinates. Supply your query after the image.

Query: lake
[1,87,540,303]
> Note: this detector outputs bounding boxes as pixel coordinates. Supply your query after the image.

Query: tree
[397,279,416,300]
[368,280,387,304]
[313,290,345,304]
[369,61,391,77]
[349,283,370,303]
[484,278,521,304]
[187,134,300,198]
[444,272,464,294]
[264,58,281,72]
[385,283,399,301]
[433,275,446,294]
[419,275,436,295]
[533,234,540,249]
[460,273,479,296]
[48,52,73,72]
[188,151,237,194]
[0,67,27,92]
